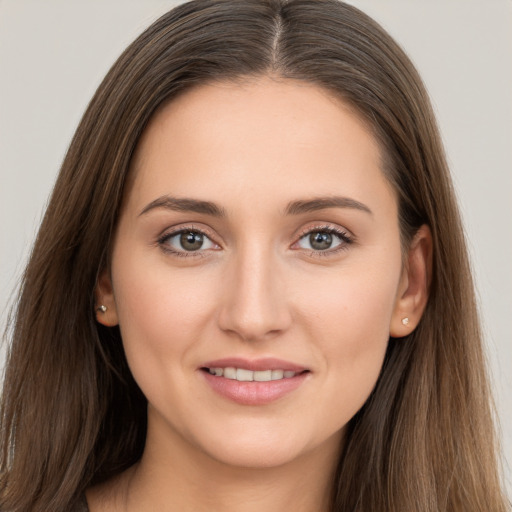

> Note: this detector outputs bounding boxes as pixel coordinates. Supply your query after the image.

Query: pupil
[180,232,203,251]
[310,232,332,250]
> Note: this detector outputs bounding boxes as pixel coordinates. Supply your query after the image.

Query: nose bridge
[218,240,290,341]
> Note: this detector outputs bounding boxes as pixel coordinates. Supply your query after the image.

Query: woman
[0,0,509,510]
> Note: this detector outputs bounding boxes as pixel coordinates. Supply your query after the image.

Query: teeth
[271,369,284,380]
[236,368,253,381]
[254,370,272,382]
[207,367,298,381]
[223,367,237,380]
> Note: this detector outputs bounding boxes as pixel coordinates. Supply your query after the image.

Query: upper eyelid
[159,223,219,242]
[295,223,354,240]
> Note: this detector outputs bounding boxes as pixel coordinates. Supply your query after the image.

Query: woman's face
[99,77,416,469]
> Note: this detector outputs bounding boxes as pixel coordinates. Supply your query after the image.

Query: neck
[90,411,342,512]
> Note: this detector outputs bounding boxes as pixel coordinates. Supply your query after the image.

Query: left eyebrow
[139,195,226,217]
[284,196,373,216]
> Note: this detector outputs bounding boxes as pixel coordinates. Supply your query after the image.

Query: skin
[92,76,431,511]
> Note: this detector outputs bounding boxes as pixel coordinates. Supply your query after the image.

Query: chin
[203,439,308,469]
[188,419,343,470]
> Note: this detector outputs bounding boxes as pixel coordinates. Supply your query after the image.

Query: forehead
[127,77,395,216]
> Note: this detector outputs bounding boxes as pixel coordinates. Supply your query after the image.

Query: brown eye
[180,231,204,251]
[296,227,352,253]
[309,232,333,250]
[159,229,217,254]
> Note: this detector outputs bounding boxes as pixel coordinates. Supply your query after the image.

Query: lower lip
[201,371,309,405]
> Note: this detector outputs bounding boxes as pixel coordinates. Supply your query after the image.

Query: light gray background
[1,0,511,496]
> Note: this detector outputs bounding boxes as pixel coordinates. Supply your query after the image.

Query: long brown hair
[1,1,508,510]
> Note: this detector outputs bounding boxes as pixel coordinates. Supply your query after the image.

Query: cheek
[299,258,400,344]
[110,253,219,384]
[295,255,401,416]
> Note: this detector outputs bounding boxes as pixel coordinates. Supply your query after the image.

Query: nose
[217,245,292,342]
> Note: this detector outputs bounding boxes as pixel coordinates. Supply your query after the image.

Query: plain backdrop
[1,0,511,497]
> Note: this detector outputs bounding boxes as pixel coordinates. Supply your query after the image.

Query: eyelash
[157,224,354,258]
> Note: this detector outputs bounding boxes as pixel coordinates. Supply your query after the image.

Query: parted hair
[1,1,508,510]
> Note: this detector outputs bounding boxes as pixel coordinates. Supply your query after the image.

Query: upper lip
[200,357,308,373]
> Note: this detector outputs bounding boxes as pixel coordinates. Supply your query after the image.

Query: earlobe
[94,269,119,326]
[390,225,432,338]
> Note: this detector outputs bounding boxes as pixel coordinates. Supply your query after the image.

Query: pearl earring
[401,317,410,326]
[97,305,107,313]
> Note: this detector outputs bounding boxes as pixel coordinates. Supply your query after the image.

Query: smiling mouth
[201,367,310,382]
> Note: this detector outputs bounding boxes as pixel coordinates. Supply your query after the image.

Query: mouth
[201,367,309,382]
[199,358,311,405]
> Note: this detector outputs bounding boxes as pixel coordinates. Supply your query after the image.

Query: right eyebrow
[284,196,373,216]
[139,195,226,217]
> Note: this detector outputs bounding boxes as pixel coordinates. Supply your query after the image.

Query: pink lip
[201,371,309,405]
[199,357,310,406]
[201,357,307,372]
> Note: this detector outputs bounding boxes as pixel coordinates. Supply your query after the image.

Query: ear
[94,269,119,326]
[390,224,432,338]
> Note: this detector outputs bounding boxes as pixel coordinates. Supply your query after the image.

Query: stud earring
[401,317,410,326]
[97,305,107,313]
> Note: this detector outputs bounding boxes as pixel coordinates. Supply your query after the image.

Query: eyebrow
[285,196,372,216]
[139,194,372,218]
[139,196,226,217]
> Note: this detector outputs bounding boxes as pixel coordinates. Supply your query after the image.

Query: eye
[159,229,217,254]
[295,227,352,252]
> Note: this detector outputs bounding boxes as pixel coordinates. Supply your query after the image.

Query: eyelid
[295,223,354,241]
